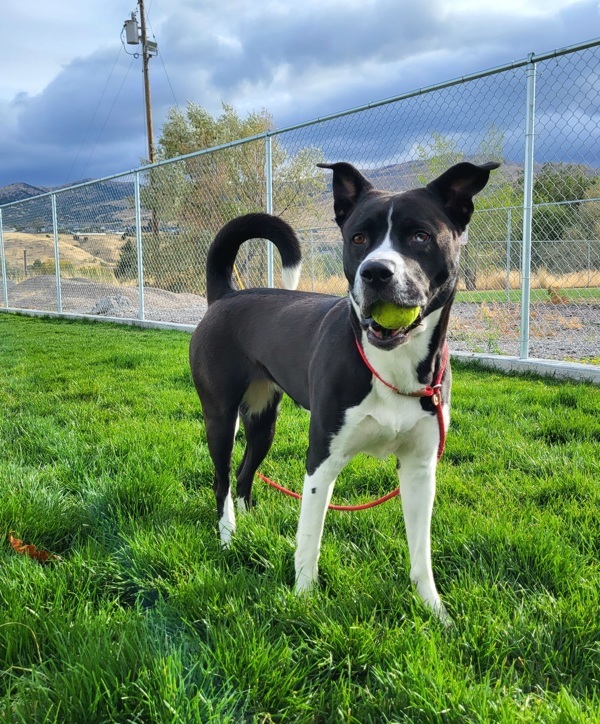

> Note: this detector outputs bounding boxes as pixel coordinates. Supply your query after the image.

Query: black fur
[189,161,499,587]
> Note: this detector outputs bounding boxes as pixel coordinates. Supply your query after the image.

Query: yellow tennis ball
[371,302,420,330]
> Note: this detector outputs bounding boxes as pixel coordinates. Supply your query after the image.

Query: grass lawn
[0,314,599,722]
[455,287,600,304]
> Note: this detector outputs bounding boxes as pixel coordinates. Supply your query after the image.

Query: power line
[66,45,125,183]
[146,14,179,110]
[79,55,136,179]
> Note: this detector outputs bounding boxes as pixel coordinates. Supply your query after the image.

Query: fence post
[51,193,62,313]
[0,209,7,308]
[134,171,145,320]
[310,229,315,292]
[265,134,274,287]
[519,55,536,360]
[506,208,512,302]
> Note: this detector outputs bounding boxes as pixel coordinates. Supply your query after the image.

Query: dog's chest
[332,388,430,460]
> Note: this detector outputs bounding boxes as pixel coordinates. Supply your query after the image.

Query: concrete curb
[452,351,600,385]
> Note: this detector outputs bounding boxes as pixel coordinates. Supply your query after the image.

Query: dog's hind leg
[236,386,283,512]
[204,405,240,547]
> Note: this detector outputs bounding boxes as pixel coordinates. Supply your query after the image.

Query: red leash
[256,472,400,510]
[257,340,448,512]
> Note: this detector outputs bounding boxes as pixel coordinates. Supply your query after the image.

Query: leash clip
[431,384,442,407]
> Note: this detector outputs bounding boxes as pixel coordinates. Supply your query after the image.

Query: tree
[114,238,137,281]
[522,163,597,272]
[415,134,465,184]
[574,177,600,238]
[556,175,600,280]
[416,128,517,289]
[133,103,326,294]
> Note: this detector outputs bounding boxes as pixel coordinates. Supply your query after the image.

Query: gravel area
[4,275,207,326]
[449,300,600,360]
[4,275,599,361]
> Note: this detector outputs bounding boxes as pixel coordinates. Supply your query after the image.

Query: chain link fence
[1,39,599,365]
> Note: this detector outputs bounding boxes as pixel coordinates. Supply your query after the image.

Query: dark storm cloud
[206,0,442,89]
[191,0,595,104]
[0,0,598,188]
[0,50,150,186]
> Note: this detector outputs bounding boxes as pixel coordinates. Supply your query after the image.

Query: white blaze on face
[354,202,408,307]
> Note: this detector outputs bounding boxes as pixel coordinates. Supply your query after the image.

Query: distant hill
[0,182,50,205]
[0,179,135,230]
[366,158,524,191]
[0,158,588,232]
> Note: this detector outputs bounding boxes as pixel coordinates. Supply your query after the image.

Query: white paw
[433,600,453,627]
[219,493,236,547]
[219,511,235,547]
[294,568,318,595]
[219,523,235,548]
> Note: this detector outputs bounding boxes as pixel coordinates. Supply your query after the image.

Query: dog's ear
[427,161,500,231]
[318,162,374,227]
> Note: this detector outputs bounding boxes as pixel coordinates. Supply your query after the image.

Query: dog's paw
[434,602,453,628]
[219,493,236,546]
[219,521,235,548]
[294,570,318,595]
[237,497,250,515]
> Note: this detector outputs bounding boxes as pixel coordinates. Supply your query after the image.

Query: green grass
[0,313,599,723]
[455,286,600,304]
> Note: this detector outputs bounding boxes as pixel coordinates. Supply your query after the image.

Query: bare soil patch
[6,275,207,325]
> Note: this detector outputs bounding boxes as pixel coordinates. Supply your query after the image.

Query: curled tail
[206,213,302,305]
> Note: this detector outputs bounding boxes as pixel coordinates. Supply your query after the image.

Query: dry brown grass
[6,232,598,297]
[296,275,347,295]
[458,270,522,291]
[458,267,597,292]
[298,268,597,296]
[534,267,599,292]
[3,232,125,271]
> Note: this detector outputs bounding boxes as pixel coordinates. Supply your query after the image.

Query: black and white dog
[190,160,498,620]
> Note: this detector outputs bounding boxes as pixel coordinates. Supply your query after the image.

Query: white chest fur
[330,306,445,462]
[331,386,434,460]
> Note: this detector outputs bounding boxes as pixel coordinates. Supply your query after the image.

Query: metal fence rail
[1,39,599,367]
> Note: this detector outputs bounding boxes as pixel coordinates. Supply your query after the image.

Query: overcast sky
[0,0,598,188]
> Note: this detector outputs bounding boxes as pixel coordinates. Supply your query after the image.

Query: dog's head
[318,160,499,350]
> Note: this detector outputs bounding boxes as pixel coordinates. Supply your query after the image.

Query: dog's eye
[352,233,367,245]
[412,231,430,243]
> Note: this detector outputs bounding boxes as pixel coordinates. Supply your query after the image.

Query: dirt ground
[4,275,207,325]
[449,299,600,360]
[3,274,599,361]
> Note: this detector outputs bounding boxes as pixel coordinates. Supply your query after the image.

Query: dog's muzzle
[354,259,424,350]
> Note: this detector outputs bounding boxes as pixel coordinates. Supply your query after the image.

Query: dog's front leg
[294,455,346,593]
[397,424,450,623]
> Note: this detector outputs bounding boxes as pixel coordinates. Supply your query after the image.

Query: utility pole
[123,1,158,164]
[139,0,155,164]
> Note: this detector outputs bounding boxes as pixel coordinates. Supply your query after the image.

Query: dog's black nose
[360,260,395,289]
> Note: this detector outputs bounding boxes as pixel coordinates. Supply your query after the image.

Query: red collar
[354,335,449,459]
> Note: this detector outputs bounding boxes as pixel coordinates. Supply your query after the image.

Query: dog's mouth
[360,312,422,350]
